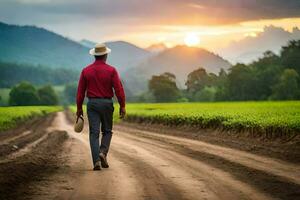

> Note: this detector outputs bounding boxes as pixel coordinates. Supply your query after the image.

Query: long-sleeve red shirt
[76,60,126,111]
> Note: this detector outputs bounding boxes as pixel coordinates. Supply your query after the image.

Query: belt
[88,97,113,103]
[88,97,112,100]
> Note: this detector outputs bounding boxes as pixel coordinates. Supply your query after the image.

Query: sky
[1,0,300,50]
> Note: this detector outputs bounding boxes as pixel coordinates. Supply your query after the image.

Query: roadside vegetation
[0,106,62,132]
[123,101,300,137]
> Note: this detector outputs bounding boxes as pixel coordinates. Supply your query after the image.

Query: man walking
[76,43,126,170]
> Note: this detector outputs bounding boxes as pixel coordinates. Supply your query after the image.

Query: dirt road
[0,111,299,200]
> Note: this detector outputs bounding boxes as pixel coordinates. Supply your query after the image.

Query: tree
[38,85,59,105]
[194,86,216,102]
[149,72,180,102]
[270,69,299,100]
[185,67,219,101]
[9,82,40,106]
[227,63,256,100]
[64,82,77,104]
[185,68,210,93]
[215,68,229,101]
[281,40,300,75]
[250,52,282,100]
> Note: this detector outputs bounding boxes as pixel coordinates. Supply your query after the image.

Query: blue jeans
[87,98,114,165]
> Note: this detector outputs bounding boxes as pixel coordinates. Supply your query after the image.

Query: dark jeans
[87,98,114,165]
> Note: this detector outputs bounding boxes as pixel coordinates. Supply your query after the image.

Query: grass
[0,106,63,132]
[69,101,300,136]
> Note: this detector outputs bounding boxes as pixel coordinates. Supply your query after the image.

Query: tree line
[0,61,80,106]
[4,81,78,106]
[9,82,59,106]
[0,61,79,88]
[145,40,300,102]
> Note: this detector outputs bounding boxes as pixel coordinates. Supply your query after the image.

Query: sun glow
[184,33,200,46]
[244,32,258,37]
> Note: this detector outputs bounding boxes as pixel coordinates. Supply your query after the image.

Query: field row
[0,106,62,132]
[122,102,300,136]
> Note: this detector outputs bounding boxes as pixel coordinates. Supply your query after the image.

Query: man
[76,43,126,170]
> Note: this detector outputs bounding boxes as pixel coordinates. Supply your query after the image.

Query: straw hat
[89,43,111,56]
[74,116,84,133]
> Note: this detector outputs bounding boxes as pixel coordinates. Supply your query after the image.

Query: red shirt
[76,60,126,111]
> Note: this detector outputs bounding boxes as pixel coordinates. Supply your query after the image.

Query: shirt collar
[93,59,106,65]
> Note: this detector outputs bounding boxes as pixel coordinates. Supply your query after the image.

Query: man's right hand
[76,109,83,118]
[119,107,126,119]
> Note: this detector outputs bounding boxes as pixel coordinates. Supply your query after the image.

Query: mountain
[105,41,152,73]
[79,39,96,48]
[146,43,168,54]
[218,26,300,64]
[80,39,152,74]
[125,45,231,94]
[0,22,92,70]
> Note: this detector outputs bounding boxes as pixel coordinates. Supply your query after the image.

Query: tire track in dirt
[112,148,201,200]
[110,150,187,200]
[0,130,31,145]
[0,114,55,158]
[116,131,300,200]
[115,126,300,185]
[0,130,68,200]
[0,133,50,163]
[112,134,271,200]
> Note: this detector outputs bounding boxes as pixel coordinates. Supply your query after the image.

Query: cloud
[1,0,300,26]
[17,0,51,4]
[218,25,300,63]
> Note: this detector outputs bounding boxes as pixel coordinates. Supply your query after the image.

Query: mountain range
[80,39,151,74]
[0,21,231,96]
[0,22,92,70]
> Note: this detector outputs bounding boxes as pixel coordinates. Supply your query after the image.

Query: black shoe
[99,153,109,168]
[93,161,101,170]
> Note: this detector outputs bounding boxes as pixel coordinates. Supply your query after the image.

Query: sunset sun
[184,33,200,47]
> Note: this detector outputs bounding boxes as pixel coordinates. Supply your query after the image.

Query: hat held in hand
[74,116,84,133]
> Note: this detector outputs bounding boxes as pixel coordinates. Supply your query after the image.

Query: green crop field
[0,106,62,132]
[71,101,300,136]
[125,101,300,136]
